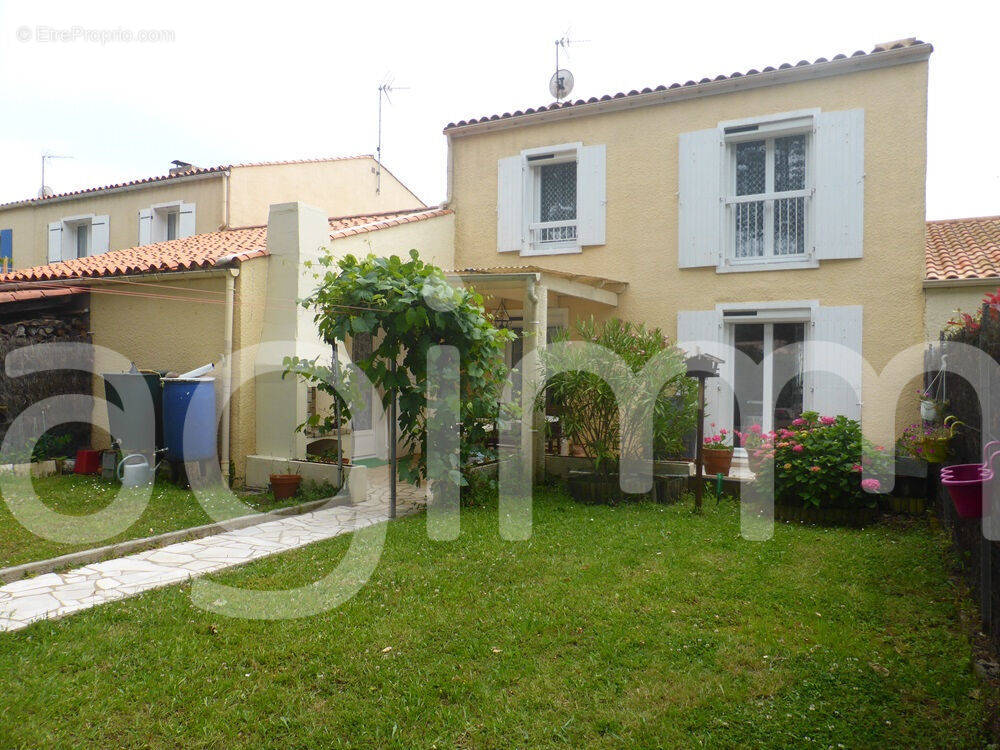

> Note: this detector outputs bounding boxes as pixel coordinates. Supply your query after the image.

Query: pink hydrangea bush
[752,411,887,508]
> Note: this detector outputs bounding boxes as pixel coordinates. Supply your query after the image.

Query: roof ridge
[327,206,438,222]
[0,155,375,209]
[927,215,1000,225]
[444,39,931,132]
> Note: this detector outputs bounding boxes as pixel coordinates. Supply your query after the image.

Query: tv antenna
[551,34,587,100]
[375,76,408,195]
[40,152,72,198]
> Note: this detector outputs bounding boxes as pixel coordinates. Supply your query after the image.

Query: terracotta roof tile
[0,287,84,304]
[0,207,451,285]
[444,39,930,131]
[926,216,1000,281]
[0,156,374,209]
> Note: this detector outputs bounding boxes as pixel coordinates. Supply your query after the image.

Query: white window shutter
[808,305,863,420]
[814,109,864,260]
[90,215,110,255]
[677,309,732,433]
[497,156,524,253]
[678,128,722,268]
[138,208,153,245]
[178,202,196,238]
[47,222,63,263]
[576,144,606,246]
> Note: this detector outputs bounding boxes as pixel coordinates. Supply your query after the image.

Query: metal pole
[332,343,343,487]
[695,376,705,511]
[981,302,992,632]
[389,357,397,519]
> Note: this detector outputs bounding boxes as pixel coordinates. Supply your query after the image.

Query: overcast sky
[0,0,996,220]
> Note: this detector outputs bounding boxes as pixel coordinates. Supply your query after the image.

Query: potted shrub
[540,318,696,504]
[702,428,734,476]
[736,424,773,475]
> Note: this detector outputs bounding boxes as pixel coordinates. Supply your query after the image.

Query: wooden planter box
[878,495,927,515]
[652,475,687,504]
[567,471,626,504]
[775,503,880,528]
[565,470,687,505]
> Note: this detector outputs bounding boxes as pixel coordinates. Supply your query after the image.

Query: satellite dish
[549,68,574,100]
[38,185,53,198]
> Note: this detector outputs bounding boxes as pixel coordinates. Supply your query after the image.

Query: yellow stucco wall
[227,159,425,228]
[89,274,228,451]
[0,176,226,270]
[324,213,455,269]
[449,59,929,435]
[924,283,999,340]
[230,257,269,480]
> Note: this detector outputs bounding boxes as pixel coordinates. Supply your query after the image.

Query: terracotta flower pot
[702,448,733,476]
[269,474,302,500]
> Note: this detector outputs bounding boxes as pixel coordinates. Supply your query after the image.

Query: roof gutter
[923,277,1000,289]
[0,265,240,292]
[444,44,933,137]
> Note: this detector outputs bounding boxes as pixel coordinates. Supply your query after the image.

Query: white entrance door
[350,334,377,459]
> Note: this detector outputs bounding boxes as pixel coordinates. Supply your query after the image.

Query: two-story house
[444,39,932,457]
[0,156,424,270]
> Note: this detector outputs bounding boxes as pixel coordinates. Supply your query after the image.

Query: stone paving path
[0,469,425,632]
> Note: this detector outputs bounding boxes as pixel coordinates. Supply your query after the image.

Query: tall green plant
[285,250,513,484]
[538,317,696,474]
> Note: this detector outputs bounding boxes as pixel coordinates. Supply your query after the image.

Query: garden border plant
[285,250,513,488]
[750,411,889,511]
[538,317,696,504]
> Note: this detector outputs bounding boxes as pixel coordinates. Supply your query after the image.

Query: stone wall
[0,310,91,452]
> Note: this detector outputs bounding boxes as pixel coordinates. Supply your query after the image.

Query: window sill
[716,256,818,274]
[520,243,582,257]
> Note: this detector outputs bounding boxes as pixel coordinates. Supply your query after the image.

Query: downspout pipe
[220,267,238,483]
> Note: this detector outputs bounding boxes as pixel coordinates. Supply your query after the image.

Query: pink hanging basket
[941,445,1000,519]
[941,466,988,519]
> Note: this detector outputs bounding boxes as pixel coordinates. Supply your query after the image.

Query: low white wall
[544,455,693,478]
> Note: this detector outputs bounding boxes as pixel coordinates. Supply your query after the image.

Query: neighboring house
[0,157,424,270]
[444,38,932,452]
[0,204,454,483]
[924,215,1000,338]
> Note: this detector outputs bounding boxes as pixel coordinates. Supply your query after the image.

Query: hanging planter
[919,398,945,422]
[919,416,963,464]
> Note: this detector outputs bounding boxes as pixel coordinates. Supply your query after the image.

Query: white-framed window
[727,131,809,262]
[527,149,578,251]
[678,108,864,272]
[75,223,90,257]
[497,143,606,256]
[139,201,195,245]
[48,214,109,262]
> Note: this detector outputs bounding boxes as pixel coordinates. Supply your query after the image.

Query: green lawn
[0,475,323,569]
[0,487,987,747]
